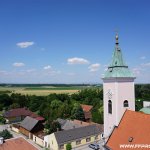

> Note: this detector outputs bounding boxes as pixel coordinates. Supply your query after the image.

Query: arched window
[108,100,112,114]
[124,100,129,107]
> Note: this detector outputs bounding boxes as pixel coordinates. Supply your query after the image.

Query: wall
[33,134,44,147]
[44,133,59,150]
[143,101,150,107]
[103,78,135,137]
[12,126,19,133]
[20,127,30,138]
[6,116,21,123]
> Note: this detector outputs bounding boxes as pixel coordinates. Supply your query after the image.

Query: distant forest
[0,84,149,124]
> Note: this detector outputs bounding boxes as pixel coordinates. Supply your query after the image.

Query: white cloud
[67,73,76,76]
[16,41,34,48]
[140,56,146,60]
[43,65,52,70]
[13,62,25,67]
[88,63,101,72]
[67,57,89,65]
[26,69,36,73]
[141,62,150,67]
[132,68,141,75]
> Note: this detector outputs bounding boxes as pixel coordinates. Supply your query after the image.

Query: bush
[0,116,6,124]
[0,129,13,139]
[66,143,72,150]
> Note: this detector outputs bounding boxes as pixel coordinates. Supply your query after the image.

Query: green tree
[71,103,85,121]
[0,116,6,124]
[51,99,62,109]
[44,121,61,134]
[66,143,72,150]
[0,129,13,139]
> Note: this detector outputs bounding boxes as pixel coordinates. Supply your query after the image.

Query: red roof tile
[0,137,38,150]
[81,104,93,112]
[106,110,150,150]
[3,108,44,121]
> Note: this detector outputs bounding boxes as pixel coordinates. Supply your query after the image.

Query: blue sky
[0,0,150,83]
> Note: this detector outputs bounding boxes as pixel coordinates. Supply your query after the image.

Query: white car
[89,143,100,150]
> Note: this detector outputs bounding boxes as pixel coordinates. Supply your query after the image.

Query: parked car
[89,143,100,150]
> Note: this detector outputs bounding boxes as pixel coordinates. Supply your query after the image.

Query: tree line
[0,84,150,125]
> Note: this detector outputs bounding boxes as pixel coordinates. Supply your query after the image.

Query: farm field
[0,85,92,96]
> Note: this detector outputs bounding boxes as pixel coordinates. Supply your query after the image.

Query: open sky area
[0,0,150,84]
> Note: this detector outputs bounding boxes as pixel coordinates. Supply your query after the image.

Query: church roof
[104,34,135,78]
[105,110,150,150]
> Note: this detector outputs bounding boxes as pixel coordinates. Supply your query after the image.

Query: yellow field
[0,87,80,96]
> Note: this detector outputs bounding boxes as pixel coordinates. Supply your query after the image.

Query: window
[86,137,91,142]
[59,144,64,149]
[45,142,47,148]
[76,140,81,145]
[124,100,129,107]
[108,100,112,114]
[34,137,36,142]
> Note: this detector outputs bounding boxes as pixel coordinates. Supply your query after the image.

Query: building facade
[102,34,136,137]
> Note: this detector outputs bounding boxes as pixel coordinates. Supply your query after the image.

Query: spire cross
[114,29,119,45]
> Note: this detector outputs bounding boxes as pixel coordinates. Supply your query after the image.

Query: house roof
[106,110,150,150]
[3,107,44,121]
[54,125,102,145]
[0,137,38,150]
[140,107,150,114]
[81,104,93,112]
[57,118,82,130]
[73,119,90,126]
[3,108,33,118]
[20,116,39,131]
[104,34,135,78]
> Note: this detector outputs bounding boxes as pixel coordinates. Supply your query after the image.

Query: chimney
[0,137,4,145]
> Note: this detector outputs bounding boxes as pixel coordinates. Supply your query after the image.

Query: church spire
[103,34,135,78]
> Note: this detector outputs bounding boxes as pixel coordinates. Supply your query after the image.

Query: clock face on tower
[107,89,112,99]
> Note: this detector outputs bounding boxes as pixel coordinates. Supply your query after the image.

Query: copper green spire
[104,34,135,78]
[109,34,127,67]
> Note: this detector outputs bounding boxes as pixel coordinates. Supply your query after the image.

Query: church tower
[102,34,136,137]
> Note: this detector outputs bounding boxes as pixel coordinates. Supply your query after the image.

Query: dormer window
[124,100,129,107]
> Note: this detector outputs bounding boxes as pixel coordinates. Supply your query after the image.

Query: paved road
[0,124,9,131]
[73,141,105,150]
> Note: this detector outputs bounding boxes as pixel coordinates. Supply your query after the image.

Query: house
[81,104,93,122]
[44,124,102,150]
[56,118,82,130]
[140,101,150,114]
[33,131,46,147]
[105,110,150,150]
[20,116,44,139]
[0,137,38,150]
[3,107,45,123]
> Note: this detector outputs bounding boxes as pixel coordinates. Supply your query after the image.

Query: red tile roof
[106,110,150,150]
[3,108,44,121]
[0,137,38,150]
[81,104,93,112]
